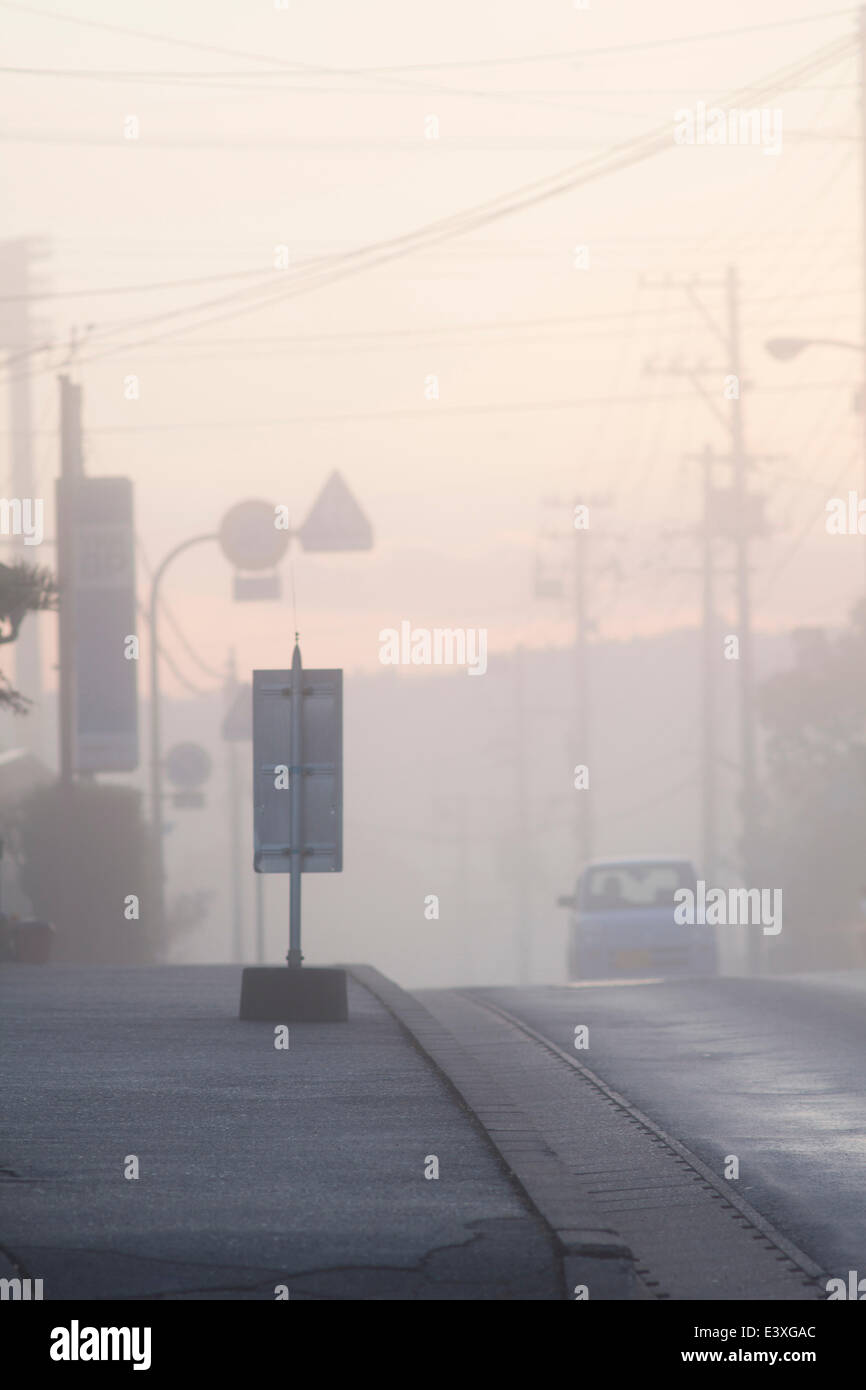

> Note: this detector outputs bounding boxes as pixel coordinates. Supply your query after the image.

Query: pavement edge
[345,963,639,1300]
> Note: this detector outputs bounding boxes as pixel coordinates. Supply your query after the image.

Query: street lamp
[148,530,217,957]
[148,473,373,959]
[149,503,289,958]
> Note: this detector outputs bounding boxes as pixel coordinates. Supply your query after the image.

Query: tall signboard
[57,475,138,773]
[252,662,342,875]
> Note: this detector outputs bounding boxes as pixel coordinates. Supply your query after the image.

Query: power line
[0,0,316,71]
[3,0,553,123]
[0,130,635,148]
[135,602,218,699]
[0,30,852,393]
[135,536,225,683]
[0,2,639,115]
[0,245,359,372]
[0,266,281,302]
[357,11,860,70]
[1,29,854,386]
[11,379,852,436]
[2,6,858,77]
[5,284,855,327]
[2,126,855,149]
[8,286,858,382]
[758,450,860,602]
[2,1,853,75]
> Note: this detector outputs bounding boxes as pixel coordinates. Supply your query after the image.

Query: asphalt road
[472,971,866,1282]
[4,963,864,1300]
[0,966,560,1300]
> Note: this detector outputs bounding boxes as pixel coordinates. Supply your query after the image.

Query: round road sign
[165,742,213,789]
[218,499,289,572]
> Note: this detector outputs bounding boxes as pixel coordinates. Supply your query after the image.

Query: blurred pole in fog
[255,874,265,964]
[573,511,592,870]
[433,792,474,984]
[726,266,762,976]
[701,447,718,886]
[453,798,471,984]
[225,649,243,963]
[667,271,764,973]
[513,645,530,985]
[536,497,603,883]
[860,6,866,592]
[148,531,217,943]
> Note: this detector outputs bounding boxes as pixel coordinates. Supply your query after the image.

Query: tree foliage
[0,559,59,711]
[9,781,165,964]
[758,601,866,967]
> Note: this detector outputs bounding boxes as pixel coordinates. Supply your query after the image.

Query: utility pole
[646,271,766,972]
[453,798,472,982]
[701,446,718,886]
[670,444,733,885]
[571,496,613,870]
[1,239,48,755]
[859,6,866,592]
[726,266,761,975]
[56,374,83,788]
[513,645,531,985]
[669,446,722,886]
[432,793,474,981]
[574,513,593,869]
[535,495,609,876]
[226,649,243,963]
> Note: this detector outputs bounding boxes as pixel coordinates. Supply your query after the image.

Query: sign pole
[288,639,303,968]
[242,650,345,1020]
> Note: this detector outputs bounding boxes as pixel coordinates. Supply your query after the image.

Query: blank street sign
[252,668,342,874]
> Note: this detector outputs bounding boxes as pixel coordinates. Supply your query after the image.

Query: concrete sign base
[239,966,348,1022]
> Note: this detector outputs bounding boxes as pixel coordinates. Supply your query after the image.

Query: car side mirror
[557,894,576,910]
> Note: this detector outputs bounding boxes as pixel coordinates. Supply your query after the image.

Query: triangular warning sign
[299,471,373,552]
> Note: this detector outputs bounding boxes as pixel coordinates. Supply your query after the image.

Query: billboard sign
[57,475,138,773]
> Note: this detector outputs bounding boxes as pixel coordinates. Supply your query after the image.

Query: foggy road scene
[2,0,866,1363]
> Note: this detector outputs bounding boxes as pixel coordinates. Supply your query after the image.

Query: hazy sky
[0,0,861,691]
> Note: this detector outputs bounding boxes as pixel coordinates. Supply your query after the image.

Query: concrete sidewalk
[0,965,559,1300]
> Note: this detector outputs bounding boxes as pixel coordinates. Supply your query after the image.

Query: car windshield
[582,862,694,911]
